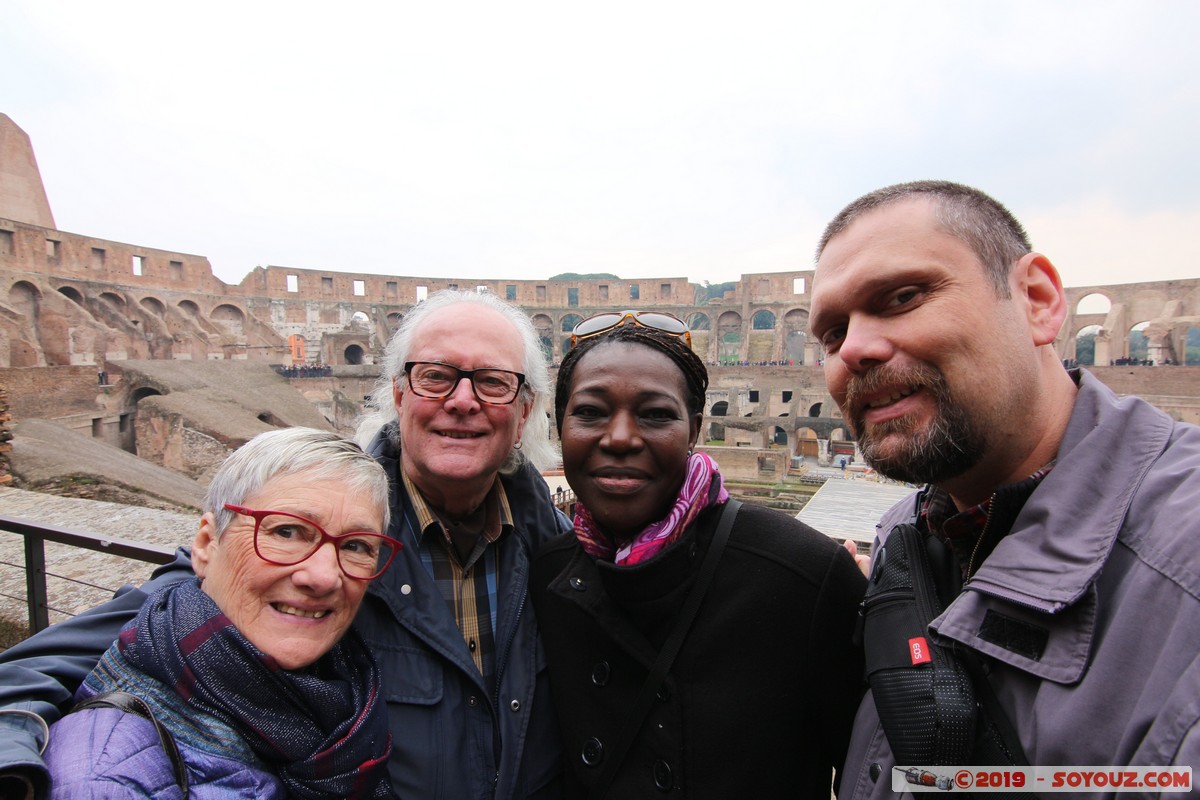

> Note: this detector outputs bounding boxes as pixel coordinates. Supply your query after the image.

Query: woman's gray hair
[204,427,390,538]
[355,290,557,472]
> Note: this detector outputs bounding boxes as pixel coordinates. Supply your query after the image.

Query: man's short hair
[815,180,1033,298]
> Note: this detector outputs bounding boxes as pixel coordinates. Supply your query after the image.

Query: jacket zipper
[966,495,999,581]
[489,585,528,789]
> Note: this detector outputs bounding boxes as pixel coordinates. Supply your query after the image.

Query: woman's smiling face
[192,470,383,670]
[560,341,701,542]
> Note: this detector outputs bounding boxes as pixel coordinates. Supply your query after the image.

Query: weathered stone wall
[696,445,791,480]
[0,365,127,434]
[0,114,55,229]
[0,384,11,486]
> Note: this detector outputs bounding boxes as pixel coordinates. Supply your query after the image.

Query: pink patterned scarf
[573,451,729,566]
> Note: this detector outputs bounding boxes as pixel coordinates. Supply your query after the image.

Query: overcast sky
[3,1,1198,290]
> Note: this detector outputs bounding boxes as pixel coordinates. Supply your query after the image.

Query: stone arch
[7,280,40,316]
[386,312,403,331]
[257,411,288,427]
[808,401,822,417]
[7,281,44,366]
[1187,325,1200,366]
[531,314,553,361]
[344,343,366,365]
[177,300,201,318]
[710,400,728,416]
[99,291,126,309]
[211,304,245,337]
[751,309,776,330]
[57,286,85,306]
[1076,293,1112,315]
[350,311,370,328]
[708,421,725,442]
[1074,323,1103,366]
[561,313,583,333]
[139,296,166,317]
[1127,321,1150,364]
[771,425,787,445]
[122,385,166,454]
[794,427,819,458]
[783,308,809,364]
[717,311,742,365]
[686,312,711,330]
[131,386,162,404]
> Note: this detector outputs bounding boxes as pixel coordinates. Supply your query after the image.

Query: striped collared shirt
[920,463,1055,580]
[400,469,513,682]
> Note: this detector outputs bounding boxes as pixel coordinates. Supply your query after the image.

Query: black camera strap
[72,690,190,798]
[863,520,1034,793]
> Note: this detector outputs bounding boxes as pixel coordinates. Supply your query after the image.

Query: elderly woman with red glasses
[531,312,867,799]
[43,428,400,800]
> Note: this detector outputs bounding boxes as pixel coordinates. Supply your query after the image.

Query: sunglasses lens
[572,312,624,337]
[634,312,688,334]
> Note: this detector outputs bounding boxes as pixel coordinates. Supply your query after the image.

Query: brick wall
[0,366,117,422]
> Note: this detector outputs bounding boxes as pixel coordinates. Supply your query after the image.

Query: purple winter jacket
[841,371,1200,799]
[44,705,287,799]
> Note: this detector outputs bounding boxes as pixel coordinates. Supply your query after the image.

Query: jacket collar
[928,371,1173,683]
[963,370,1172,612]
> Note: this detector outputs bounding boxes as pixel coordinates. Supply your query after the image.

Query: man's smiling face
[810,197,1037,486]
[393,303,532,508]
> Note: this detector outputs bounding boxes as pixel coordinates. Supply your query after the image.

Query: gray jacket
[842,371,1200,799]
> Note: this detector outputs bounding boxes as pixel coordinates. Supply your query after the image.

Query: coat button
[653,760,674,792]
[869,762,882,782]
[509,699,520,712]
[468,696,478,707]
[656,685,670,702]
[581,737,604,767]
[591,661,611,687]
[570,577,587,591]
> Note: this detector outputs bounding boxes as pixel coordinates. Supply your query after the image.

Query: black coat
[531,501,867,799]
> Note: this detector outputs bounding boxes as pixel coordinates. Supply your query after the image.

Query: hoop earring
[513,441,523,450]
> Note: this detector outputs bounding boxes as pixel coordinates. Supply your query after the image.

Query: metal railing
[0,514,176,635]
[551,488,575,517]
[3,487,575,637]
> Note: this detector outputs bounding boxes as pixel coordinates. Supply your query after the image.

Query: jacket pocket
[372,643,444,706]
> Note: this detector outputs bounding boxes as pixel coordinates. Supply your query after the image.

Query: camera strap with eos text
[862,520,1035,794]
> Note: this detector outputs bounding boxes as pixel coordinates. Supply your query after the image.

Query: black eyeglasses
[570,310,692,348]
[403,361,527,405]
[224,504,402,580]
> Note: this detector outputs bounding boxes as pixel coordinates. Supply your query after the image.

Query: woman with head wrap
[531,312,866,799]
[43,428,400,799]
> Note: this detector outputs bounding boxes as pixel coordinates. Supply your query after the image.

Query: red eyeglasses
[224,504,402,580]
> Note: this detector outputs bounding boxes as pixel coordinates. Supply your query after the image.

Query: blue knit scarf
[89,578,395,800]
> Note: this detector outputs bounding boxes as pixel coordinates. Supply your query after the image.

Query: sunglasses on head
[570,310,692,348]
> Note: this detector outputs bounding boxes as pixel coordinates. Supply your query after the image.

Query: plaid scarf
[104,578,394,800]
[574,451,729,565]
